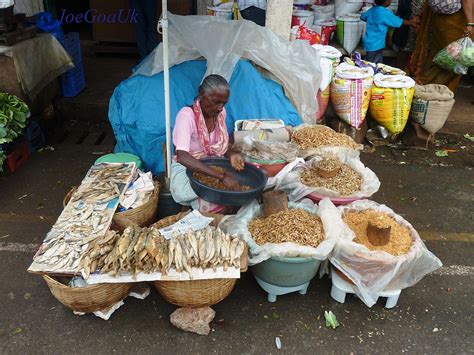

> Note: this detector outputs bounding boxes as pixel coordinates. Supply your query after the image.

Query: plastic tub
[246,158,288,177]
[251,256,321,287]
[306,192,360,205]
[94,152,143,170]
[292,10,314,27]
[186,157,267,206]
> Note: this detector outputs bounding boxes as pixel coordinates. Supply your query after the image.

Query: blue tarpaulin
[109,59,302,173]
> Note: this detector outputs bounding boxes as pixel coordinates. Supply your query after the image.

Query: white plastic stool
[330,269,401,309]
[254,276,310,303]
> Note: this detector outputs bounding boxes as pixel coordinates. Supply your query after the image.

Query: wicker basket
[63,182,160,230]
[153,278,237,308]
[151,211,246,308]
[113,181,160,230]
[43,275,133,313]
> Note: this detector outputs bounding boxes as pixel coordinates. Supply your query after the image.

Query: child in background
[360,0,418,64]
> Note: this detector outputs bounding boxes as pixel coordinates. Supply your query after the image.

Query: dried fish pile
[193,166,251,191]
[300,159,362,196]
[248,209,325,248]
[292,126,360,150]
[32,163,135,272]
[343,210,413,256]
[79,226,245,279]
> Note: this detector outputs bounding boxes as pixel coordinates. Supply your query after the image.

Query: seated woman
[170,74,244,213]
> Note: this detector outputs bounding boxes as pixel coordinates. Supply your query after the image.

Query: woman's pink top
[173,106,225,155]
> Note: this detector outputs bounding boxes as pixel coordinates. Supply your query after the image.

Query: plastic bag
[460,37,474,67]
[235,136,299,162]
[330,63,374,128]
[271,150,380,201]
[134,12,322,123]
[369,73,415,135]
[220,198,339,265]
[330,200,442,307]
[433,37,470,75]
[292,124,364,160]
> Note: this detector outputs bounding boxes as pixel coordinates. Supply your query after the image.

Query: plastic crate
[24,121,46,154]
[60,60,86,97]
[60,32,82,64]
[6,141,29,173]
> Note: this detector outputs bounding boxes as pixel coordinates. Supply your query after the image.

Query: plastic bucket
[292,10,314,27]
[311,4,335,21]
[251,256,321,287]
[336,15,362,54]
[312,19,337,45]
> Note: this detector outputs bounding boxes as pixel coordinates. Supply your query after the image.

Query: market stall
[26,7,450,335]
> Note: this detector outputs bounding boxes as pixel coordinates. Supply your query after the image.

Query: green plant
[0,93,30,144]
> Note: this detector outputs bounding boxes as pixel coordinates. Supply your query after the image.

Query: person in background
[170,74,244,213]
[392,0,425,70]
[360,0,419,64]
[238,0,266,26]
[129,0,159,59]
[410,0,473,92]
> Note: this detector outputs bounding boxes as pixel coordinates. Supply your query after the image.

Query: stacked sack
[330,63,374,129]
[313,45,343,122]
[369,74,415,135]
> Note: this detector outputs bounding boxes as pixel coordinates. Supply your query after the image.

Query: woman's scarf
[192,99,229,159]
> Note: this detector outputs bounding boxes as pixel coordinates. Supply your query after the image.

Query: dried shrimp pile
[193,166,251,191]
[300,159,362,196]
[343,210,413,256]
[248,209,325,248]
[78,226,245,278]
[292,126,360,150]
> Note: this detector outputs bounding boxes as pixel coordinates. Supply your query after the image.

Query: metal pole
[161,1,172,180]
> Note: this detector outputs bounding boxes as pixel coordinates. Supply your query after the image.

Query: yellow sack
[369,74,415,134]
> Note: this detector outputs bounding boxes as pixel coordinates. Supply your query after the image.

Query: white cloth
[14,0,44,16]
[170,162,200,210]
[238,0,266,10]
[0,34,73,99]
[0,0,13,9]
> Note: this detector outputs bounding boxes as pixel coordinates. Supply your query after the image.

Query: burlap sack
[409,84,455,134]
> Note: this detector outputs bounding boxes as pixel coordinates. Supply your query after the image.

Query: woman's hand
[222,174,241,191]
[229,152,245,171]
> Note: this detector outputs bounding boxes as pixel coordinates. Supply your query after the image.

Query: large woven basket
[63,181,160,230]
[151,211,246,308]
[43,275,133,313]
[113,181,160,230]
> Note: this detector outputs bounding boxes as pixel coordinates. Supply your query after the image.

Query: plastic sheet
[271,150,380,201]
[134,12,322,123]
[220,198,339,265]
[330,200,442,307]
[110,60,302,173]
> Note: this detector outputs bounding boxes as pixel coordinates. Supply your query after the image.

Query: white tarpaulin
[134,12,323,123]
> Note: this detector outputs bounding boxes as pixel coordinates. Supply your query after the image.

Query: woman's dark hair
[374,0,387,5]
[198,74,230,96]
